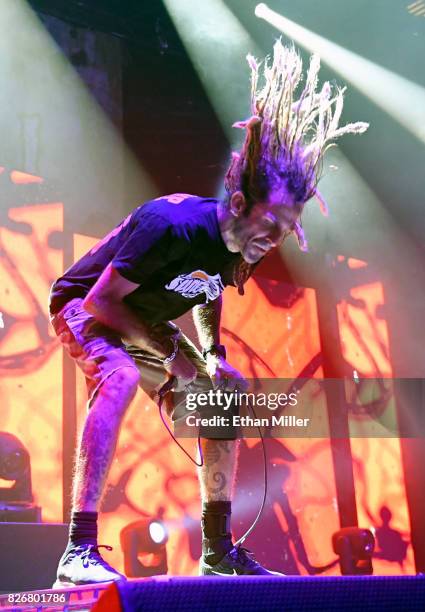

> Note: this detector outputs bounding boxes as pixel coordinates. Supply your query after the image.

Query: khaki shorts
[50,298,237,438]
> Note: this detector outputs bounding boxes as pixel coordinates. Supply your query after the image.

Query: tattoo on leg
[72,369,137,510]
[198,439,239,502]
[209,471,227,496]
[203,440,231,466]
[74,410,119,507]
[204,444,220,466]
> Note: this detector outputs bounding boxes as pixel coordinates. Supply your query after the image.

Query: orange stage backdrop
[0,169,414,575]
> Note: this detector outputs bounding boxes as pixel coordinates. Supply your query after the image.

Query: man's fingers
[176,374,198,392]
[236,377,249,392]
[216,377,248,393]
[218,378,229,391]
[210,374,225,390]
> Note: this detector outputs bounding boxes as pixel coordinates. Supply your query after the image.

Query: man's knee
[98,367,140,405]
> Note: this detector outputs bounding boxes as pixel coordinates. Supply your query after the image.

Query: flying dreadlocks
[228,39,369,293]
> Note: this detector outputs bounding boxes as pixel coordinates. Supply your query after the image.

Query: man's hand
[205,354,248,392]
[163,350,198,391]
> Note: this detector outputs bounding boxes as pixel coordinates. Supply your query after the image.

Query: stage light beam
[163,0,261,144]
[255,4,425,144]
[0,1,157,220]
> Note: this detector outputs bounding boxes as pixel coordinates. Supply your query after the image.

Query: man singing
[49,41,368,586]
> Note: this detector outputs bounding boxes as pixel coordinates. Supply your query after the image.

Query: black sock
[68,511,98,547]
[201,501,233,565]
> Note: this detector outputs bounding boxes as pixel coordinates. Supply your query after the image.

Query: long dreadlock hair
[227,39,369,293]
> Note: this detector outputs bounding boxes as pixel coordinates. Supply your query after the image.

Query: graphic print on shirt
[165,270,224,303]
[154,193,193,205]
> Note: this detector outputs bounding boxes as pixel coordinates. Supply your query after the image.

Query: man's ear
[229,191,247,217]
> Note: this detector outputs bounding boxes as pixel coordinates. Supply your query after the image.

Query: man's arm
[83,262,175,358]
[192,296,222,351]
[83,262,198,390]
[193,296,247,391]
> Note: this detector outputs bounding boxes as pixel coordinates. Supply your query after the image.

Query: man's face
[229,186,301,264]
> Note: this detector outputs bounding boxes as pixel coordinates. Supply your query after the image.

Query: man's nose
[274,227,291,246]
[272,223,289,243]
[265,237,277,248]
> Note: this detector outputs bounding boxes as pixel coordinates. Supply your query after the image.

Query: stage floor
[1,575,425,612]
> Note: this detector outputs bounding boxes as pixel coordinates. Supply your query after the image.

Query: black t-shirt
[49,194,241,323]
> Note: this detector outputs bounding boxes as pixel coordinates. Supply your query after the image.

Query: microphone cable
[156,377,268,547]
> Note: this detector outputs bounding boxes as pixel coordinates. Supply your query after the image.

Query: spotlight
[149,520,167,545]
[0,431,41,521]
[332,527,375,575]
[0,432,31,499]
[120,518,169,577]
[255,3,268,18]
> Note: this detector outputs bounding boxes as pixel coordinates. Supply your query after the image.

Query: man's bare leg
[197,437,280,575]
[197,438,239,502]
[198,438,240,567]
[72,367,140,511]
[54,367,139,587]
